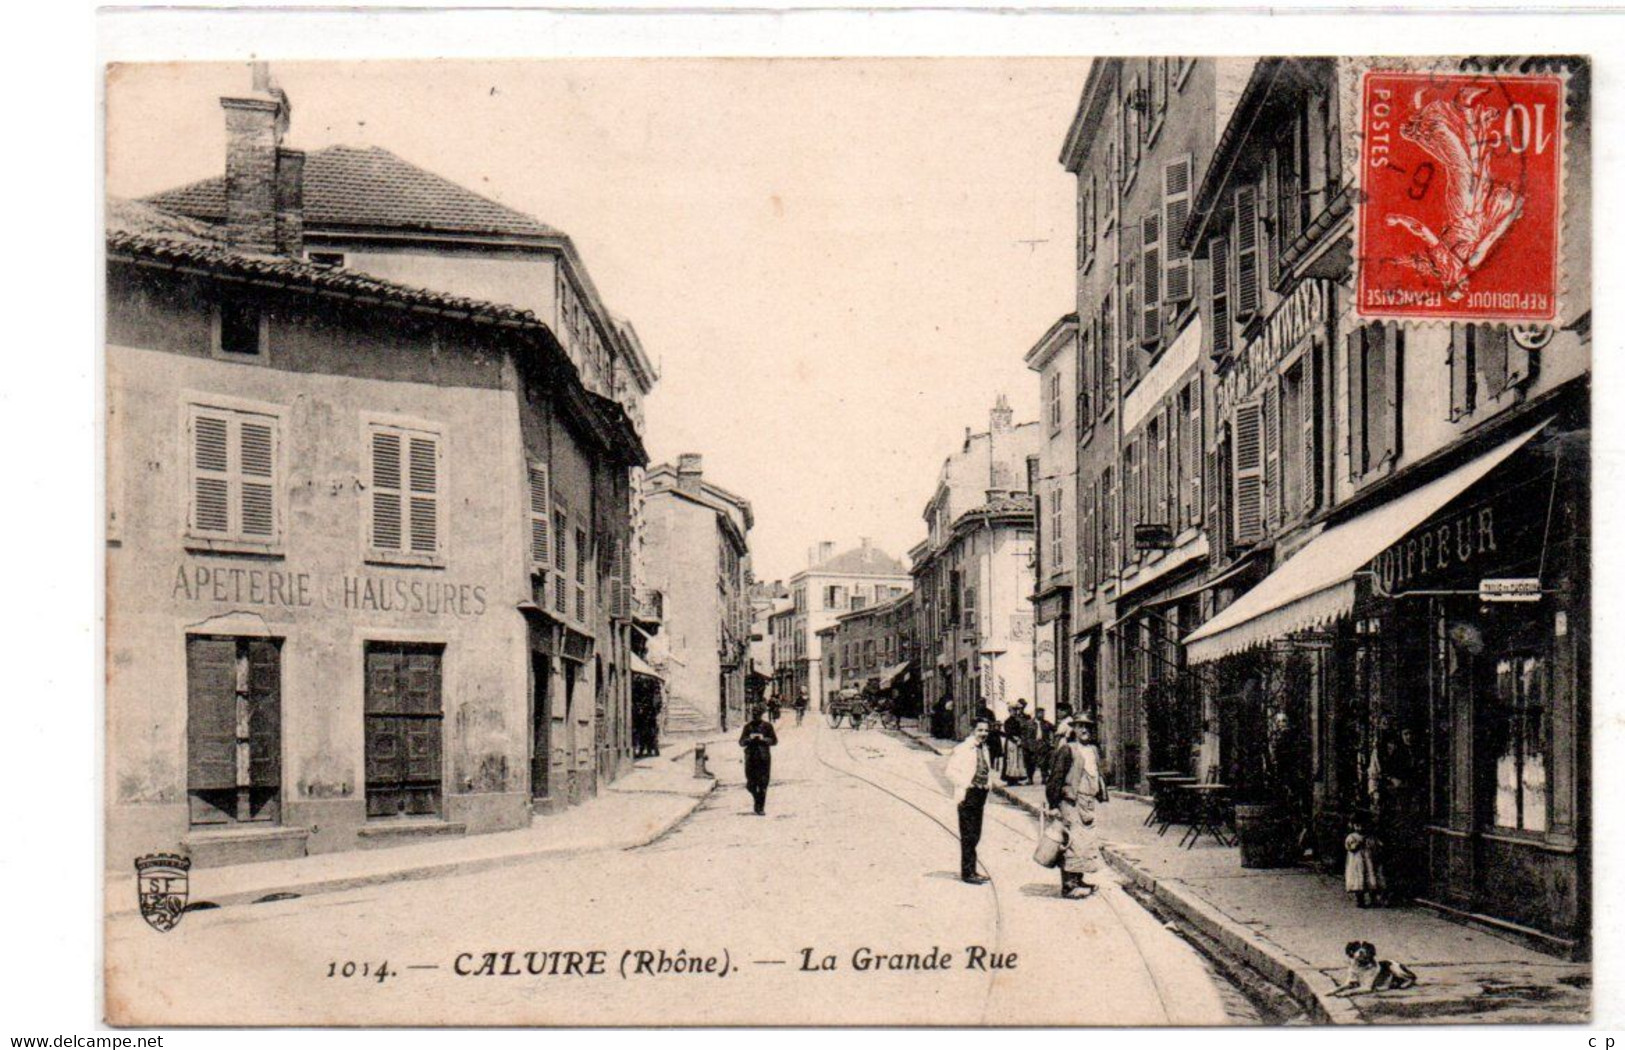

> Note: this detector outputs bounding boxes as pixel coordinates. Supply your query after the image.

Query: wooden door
[365,643,444,818]
[187,635,281,825]
[531,653,551,801]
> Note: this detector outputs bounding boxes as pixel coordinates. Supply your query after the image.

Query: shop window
[1490,653,1549,833]
[187,402,281,549]
[364,642,444,819]
[187,636,281,826]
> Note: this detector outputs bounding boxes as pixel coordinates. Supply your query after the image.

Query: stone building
[784,541,912,711]
[641,456,754,732]
[105,69,646,869]
[912,397,1040,740]
[1025,314,1079,722]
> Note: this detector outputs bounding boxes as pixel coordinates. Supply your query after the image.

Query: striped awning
[1184,421,1546,664]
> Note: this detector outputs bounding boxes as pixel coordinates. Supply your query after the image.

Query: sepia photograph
[88,17,1599,1032]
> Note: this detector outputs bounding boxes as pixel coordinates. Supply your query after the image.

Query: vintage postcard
[102,50,1592,1028]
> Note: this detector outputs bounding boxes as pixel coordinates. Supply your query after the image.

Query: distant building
[748,580,788,707]
[783,540,912,711]
[826,592,919,715]
[911,397,1040,739]
[642,455,754,732]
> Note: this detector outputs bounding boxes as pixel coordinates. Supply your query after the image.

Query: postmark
[135,852,191,933]
[1356,69,1563,322]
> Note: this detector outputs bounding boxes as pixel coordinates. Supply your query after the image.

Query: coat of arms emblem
[135,853,191,933]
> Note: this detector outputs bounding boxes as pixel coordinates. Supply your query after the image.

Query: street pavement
[105,719,1231,1026]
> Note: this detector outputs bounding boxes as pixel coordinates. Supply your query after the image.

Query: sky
[105,58,1090,583]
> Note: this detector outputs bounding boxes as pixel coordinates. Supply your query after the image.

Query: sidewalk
[107,753,717,918]
[893,724,1590,1025]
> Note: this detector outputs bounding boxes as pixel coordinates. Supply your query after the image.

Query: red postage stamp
[1356,70,1563,322]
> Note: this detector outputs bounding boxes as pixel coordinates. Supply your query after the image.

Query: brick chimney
[676,453,703,495]
[221,62,303,256]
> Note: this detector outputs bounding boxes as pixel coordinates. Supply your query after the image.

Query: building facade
[913,398,1040,740]
[641,456,754,733]
[1052,55,1590,954]
[107,70,647,870]
[824,593,919,711]
[785,541,912,711]
[1025,314,1080,722]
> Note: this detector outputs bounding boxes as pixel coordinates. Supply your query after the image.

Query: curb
[1100,844,1360,1025]
[109,778,717,919]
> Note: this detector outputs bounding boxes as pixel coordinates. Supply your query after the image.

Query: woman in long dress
[1001,702,1030,783]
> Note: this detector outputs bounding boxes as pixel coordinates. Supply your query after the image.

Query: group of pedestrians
[948,708,1107,897]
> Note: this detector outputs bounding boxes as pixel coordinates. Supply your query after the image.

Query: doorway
[364,642,444,818]
[531,651,552,802]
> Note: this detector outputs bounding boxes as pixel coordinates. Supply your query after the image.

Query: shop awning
[630,651,663,680]
[1184,421,1546,664]
[877,660,913,689]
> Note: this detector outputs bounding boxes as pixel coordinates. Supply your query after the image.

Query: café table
[1178,783,1235,849]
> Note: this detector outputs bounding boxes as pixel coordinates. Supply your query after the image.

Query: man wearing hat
[1044,712,1109,898]
[945,716,996,884]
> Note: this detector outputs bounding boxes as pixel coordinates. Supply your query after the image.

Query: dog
[1330,940,1418,997]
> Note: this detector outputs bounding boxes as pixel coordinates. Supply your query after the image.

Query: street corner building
[104,66,655,869]
[1047,56,1590,956]
[641,455,755,733]
[912,396,1041,741]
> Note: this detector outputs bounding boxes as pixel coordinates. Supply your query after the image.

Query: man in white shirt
[945,716,994,884]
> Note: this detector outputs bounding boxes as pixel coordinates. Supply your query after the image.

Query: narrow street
[106,720,1236,1026]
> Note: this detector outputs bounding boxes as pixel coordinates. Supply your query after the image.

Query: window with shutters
[1207,235,1232,360]
[527,462,552,571]
[553,507,569,615]
[1262,384,1280,532]
[367,421,443,565]
[1048,369,1063,434]
[1141,212,1162,346]
[1178,380,1202,530]
[1347,323,1404,483]
[186,635,281,826]
[1449,323,1530,421]
[1098,297,1115,419]
[212,300,267,361]
[1163,156,1194,309]
[1077,323,1094,433]
[574,527,589,625]
[1078,175,1098,274]
[1049,483,1065,576]
[1146,58,1167,145]
[1233,184,1262,322]
[1280,359,1311,521]
[1231,400,1265,546]
[186,401,282,552]
[1104,465,1120,579]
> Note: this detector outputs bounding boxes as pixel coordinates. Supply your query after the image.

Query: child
[1331,940,1418,997]
[1344,815,1384,908]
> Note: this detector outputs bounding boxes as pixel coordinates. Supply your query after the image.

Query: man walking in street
[739,706,779,815]
[793,690,808,727]
[945,716,995,884]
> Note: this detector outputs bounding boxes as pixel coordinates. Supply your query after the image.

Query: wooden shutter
[186,637,239,791]
[553,509,569,614]
[1122,227,1141,354]
[1504,327,1531,392]
[1262,146,1280,286]
[1263,384,1280,530]
[371,431,404,550]
[574,527,588,622]
[246,639,281,788]
[1301,348,1318,516]
[1346,328,1367,480]
[1163,155,1194,304]
[1187,382,1203,525]
[1374,322,1401,468]
[1234,184,1261,320]
[408,435,439,553]
[1478,323,1511,398]
[1204,447,1222,548]
[239,420,275,537]
[1156,408,1170,522]
[1208,235,1231,359]
[1141,212,1162,341]
[191,412,231,534]
[1232,400,1265,544]
[1449,324,1472,421]
[528,463,551,566]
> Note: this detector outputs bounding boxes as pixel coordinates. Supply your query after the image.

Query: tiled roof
[956,492,1036,527]
[813,545,907,576]
[107,199,545,328]
[144,144,562,239]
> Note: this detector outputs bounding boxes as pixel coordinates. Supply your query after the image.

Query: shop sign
[1371,504,1498,596]
[170,562,489,617]
[1134,523,1173,551]
[1480,577,1542,602]
[1219,279,1330,413]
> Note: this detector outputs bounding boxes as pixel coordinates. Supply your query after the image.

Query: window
[1280,359,1309,519]
[1233,184,1262,321]
[1048,370,1063,433]
[962,582,977,631]
[187,403,281,549]
[1449,323,1530,420]
[1491,653,1549,833]
[1346,323,1403,481]
[186,635,281,826]
[527,462,552,569]
[1231,400,1265,545]
[368,424,441,561]
[575,527,588,623]
[214,300,265,359]
[1097,296,1114,418]
[553,508,569,615]
[1049,483,1065,575]
[1078,174,1097,274]
[1103,465,1119,577]
[1141,212,1162,345]
[1163,156,1195,307]
[1207,234,1232,360]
